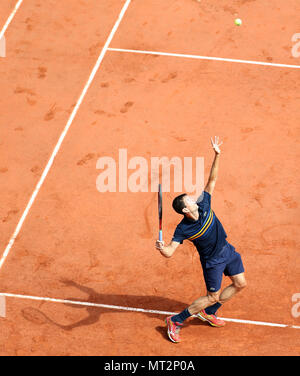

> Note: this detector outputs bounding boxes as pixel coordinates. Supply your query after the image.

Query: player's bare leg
[188,272,247,314]
[187,291,221,315]
[186,273,247,327]
[219,273,247,304]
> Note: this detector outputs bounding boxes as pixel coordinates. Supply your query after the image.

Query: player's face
[183,195,198,214]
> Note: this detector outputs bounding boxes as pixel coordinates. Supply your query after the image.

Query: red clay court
[0,0,299,356]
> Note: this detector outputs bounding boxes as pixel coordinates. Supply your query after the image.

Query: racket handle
[159,230,163,242]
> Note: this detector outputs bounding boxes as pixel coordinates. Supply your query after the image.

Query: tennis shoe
[196,309,225,327]
[165,316,183,343]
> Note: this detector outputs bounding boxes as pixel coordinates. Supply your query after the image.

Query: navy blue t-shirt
[172,191,230,267]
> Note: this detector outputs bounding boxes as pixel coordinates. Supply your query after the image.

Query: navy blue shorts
[201,244,245,293]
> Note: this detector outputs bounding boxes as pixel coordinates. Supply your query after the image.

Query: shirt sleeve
[172,225,186,244]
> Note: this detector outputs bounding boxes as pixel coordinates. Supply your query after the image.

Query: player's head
[172,194,198,216]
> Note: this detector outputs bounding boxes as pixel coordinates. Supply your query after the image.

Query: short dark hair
[172,193,187,215]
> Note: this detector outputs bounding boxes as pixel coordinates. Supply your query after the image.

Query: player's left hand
[211,136,223,154]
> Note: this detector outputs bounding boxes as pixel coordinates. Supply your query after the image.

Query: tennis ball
[235,18,242,26]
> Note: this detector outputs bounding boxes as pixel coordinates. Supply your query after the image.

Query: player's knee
[234,279,247,290]
[207,291,221,304]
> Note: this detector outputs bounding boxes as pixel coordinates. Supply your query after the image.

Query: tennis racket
[158,183,163,241]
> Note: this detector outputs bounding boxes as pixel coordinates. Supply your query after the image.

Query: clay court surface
[0,0,299,356]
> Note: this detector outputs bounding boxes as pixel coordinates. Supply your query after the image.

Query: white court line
[0,0,132,270]
[0,292,299,329]
[108,47,300,69]
[0,0,24,41]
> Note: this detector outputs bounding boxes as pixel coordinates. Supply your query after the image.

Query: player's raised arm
[155,240,180,258]
[204,136,223,196]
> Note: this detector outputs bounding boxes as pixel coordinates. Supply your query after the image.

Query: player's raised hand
[211,136,223,154]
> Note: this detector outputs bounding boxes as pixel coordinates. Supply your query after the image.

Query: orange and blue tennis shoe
[195,309,225,327]
[165,316,183,343]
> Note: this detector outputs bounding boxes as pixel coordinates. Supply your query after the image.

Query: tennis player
[155,137,247,343]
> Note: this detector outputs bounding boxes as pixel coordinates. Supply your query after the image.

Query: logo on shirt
[204,211,207,217]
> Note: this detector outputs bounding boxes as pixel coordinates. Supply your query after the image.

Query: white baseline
[0,292,299,329]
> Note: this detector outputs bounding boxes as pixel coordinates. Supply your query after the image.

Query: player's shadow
[21,279,192,334]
